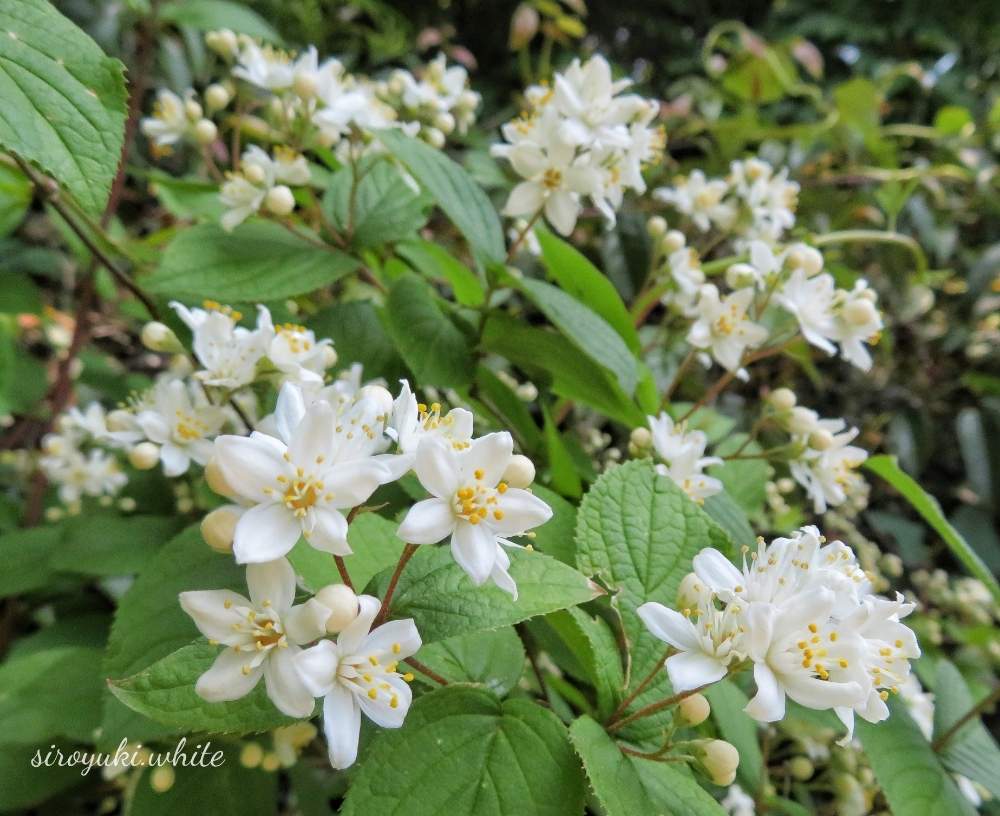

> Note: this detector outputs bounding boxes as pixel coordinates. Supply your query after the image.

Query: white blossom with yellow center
[171,300,274,389]
[386,380,473,474]
[135,377,227,476]
[687,284,768,373]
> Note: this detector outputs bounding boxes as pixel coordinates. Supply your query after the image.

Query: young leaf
[341,686,585,816]
[369,545,602,644]
[865,455,1000,600]
[385,273,475,388]
[569,716,726,815]
[0,0,127,213]
[376,130,505,270]
[147,222,358,302]
[405,628,525,696]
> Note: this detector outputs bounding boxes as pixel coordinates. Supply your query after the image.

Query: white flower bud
[357,385,394,417]
[630,426,652,449]
[293,70,319,100]
[502,454,535,489]
[204,457,237,499]
[424,127,446,149]
[194,119,218,145]
[118,496,137,512]
[149,765,175,793]
[784,248,805,270]
[44,506,64,522]
[239,742,263,768]
[858,286,878,302]
[677,693,711,726]
[315,583,360,633]
[725,262,757,289]
[205,83,231,112]
[260,752,281,772]
[788,407,818,436]
[646,215,667,237]
[676,571,708,609]
[200,505,242,554]
[107,409,135,432]
[788,756,814,780]
[128,442,160,471]
[776,477,796,494]
[700,739,739,786]
[205,28,238,58]
[843,298,878,326]
[434,112,456,135]
[661,230,686,254]
[184,99,203,121]
[176,497,194,514]
[387,71,407,96]
[140,321,181,353]
[459,90,479,111]
[321,345,339,369]
[265,185,296,216]
[801,246,823,276]
[768,387,796,411]
[243,163,267,185]
[515,382,538,401]
[809,429,834,451]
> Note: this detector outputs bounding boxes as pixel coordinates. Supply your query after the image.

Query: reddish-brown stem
[606,646,672,725]
[334,557,354,591]
[506,208,543,262]
[607,681,716,733]
[405,657,449,686]
[374,543,419,626]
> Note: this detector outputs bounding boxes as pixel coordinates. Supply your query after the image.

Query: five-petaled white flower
[687,284,769,372]
[647,412,722,503]
[212,382,391,563]
[397,432,552,598]
[387,380,473,473]
[179,558,330,718]
[295,595,421,769]
[135,377,227,476]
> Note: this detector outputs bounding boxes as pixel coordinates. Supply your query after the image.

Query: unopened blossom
[687,284,769,372]
[654,170,735,232]
[647,412,722,503]
[135,377,227,476]
[179,558,329,717]
[212,383,392,563]
[295,595,421,769]
[397,433,552,598]
[171,300,274,389]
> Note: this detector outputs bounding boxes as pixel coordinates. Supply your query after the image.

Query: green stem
[812,229,928,275]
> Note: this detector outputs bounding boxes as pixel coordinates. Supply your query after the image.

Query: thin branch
[607,647,672,725]
[607,680,717,733]
[334,556,354,591]
[374,543,419,626]
[506,207,543,262]
[932,685,1000,753]
[405,657,449,686]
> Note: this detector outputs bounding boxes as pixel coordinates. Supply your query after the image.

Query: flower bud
[141,321,182,353]
[260,752,281,772]
[629,426,652,450]
[776,477,796,494]
[205,83,231,112]
[321,345,339,369]
[788,406,818,436]
[184,99,203,121]
[357,384,394,417]
[205,28,238,58]
[128,442,160,471]
[424,127,446,149]
[768,387,796,411]
[149,765,175,793]
[244,163,267,185]
[809,429,834,451]
[434,112,456,135]
[315,583,360,633]
[699,739,739,786]
[205,457,238,499]
[194,119,218,145]
[118,496,137,512]
[459,90,479,111]
[843,298,878,326]
[509,3,540,50]
[107,409,136,432]
[515,382,538,401]
[676,571,709,609]
[661,229,686,254]
[677,693,711,726]
[293,70,319,100]
[646,215,667,237]
[502,454,535,489]
[788,755,814,780]
[239,742,263,768]
[800,246,823,276]
[201,505,242,554]
[725,262,757,289]
[44,506,64,522]
[265,185,295,216]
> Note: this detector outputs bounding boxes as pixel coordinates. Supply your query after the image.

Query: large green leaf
[376,130,505,270]
[547,608,624,719]
[370,545,601,644]
[575,461,730,741]
[109,640,302,734]
[857,698,977,816]
[0,742,83,812]
[397,238,485,307]
[0,0,127,213]
[341,686,585,816]
[146,222,358,301]
[385,273,475,388]
[702,491,755,555]
[308,299,405,383]
[49,514,185,576]
[158,0,281,42]
[406,628,525,696]
[569,716,725,815]
[528,484,577,567]
[0,162,31,236]
[865,455,1000,600]
[520,277,638,395]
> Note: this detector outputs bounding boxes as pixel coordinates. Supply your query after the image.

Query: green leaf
[147,222,358,302]
[148,172,224,221]
[547,608,624,719]
[705,680,763,792]
[376,130,505,270]
[569,715,725,815]
[397,238,485,307]
[528,484,577,566]
[341,686,585,816]
[308,299,405,383]
[482,314,644,427]
[535,229,639,352]
[0,646,104,745]
[856,698,977,816]
[370,545,601,644]
[543,404,583,498]
[0,0,127,213]
[406,628,525,696]
[109,640,302,734]
[865,455,1000,601]
[158,0,281,42]
[932,658,1000,799]
[325,160,428,249]
[385,273,475,388]
[0,742,83,812]
[575,461,730,740]
[0,523,64,598]
[49,514,185,576]
[702,492,754,554]
[519,277,638,395]
[473,365,543,454]
[125,743,278,816]
[0,162,31,236]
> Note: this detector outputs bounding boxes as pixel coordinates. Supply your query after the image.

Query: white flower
[789,422,868,513]
[397,433,552,598]
[171,301,274,390]
[647,412,722,503]
[220,146,310,231]
[638,599,744,692]
[729,159,798,244]
[722,784,757,816]
[295,595,421,769]
[387,380,473,471]
[213,382,391,563]
[140,89,192,148]
[314,67,397,143]
[232,40,296,91]
[663,248,705,316]
[654,170,734,232]
[179,558,328,717]
[62,402,141,448]
[776,269,838,355]
[40,447,127,504]
[831,281,882,371]
[268,321,334,385]
[135,377,227,476]
[550,55,647,150]
[687,285,769,372]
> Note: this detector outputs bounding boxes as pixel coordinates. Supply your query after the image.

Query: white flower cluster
[654,158,800,245]
[492,55,663,235]
[140,31,480,231]
[639,526,920,742]
[646,412,722,503]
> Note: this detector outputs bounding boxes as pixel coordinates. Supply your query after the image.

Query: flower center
[453,474,508,525]
[174,409,209,442]
[542,168,562,190]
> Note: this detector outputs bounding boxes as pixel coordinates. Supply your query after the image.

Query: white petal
[461,432,512,487]
[503,181,544,218]
[285,598,332,645]
[397,498,455,544]
[160,443,191,477]
[784,676,864,712]
[745,663,786,722]
[323,684,362,769]
[357,674,411,728]
[451,522,496,586]
[490,546,518,600]
[321,459,391,508]
[288,401,336,467]
[274,382,307,444]
[746,602,774,663]
[637,602,701,652]
[692,548,743,596]
[294,640,339,697]
[363,619,422,661]
[179,590,250,643]
[545,191,580,236]
[264,646,317,718]
[665,651,728,693]
[337,595,380,655]
[491,488,552,535]
[307,507,351,555]
[196,648,264,702]
[413,437,459,498]
[233,503,301,564]
[215,435,287,502]
[246,558,296,613]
